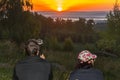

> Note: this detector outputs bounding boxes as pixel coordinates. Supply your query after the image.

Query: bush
[0,43,120,80]
[63,37,74,51]
[96,39,120,56]
[45,37,61,51]
[114,45,120,56]
[0,40,24,63]
[96,39,116,53]
[84,43,98,52]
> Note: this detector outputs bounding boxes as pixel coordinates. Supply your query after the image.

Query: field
[0,41,120,80]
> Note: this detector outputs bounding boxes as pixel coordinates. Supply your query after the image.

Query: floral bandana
[77,50,97,62]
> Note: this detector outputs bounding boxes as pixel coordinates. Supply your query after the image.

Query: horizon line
[32,10,110,12]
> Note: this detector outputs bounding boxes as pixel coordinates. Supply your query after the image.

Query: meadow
[0,40,120,80]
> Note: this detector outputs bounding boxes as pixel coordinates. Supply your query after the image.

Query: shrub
[84,43,98,52]
[0,40,24,63]
[46,37,61,51]
[96,39,117,53]
[63,37,74,51]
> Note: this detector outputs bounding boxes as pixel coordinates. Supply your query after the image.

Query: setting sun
[32,0,115,11]
[57,7,62,11]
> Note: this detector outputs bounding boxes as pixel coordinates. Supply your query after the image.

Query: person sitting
[69,50,104,80]
[13,39,53,80]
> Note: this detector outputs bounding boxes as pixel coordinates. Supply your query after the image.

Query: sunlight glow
[32,0,114,11]
[57,7,62,11]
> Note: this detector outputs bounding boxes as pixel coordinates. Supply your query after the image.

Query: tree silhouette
[0,0,32,20]
[107,0,120,42]
[0,0,41,44]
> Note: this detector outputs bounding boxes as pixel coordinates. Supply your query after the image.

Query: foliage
[63,37,74,51]
[83,43,98,52]
[0,0,41,44]
[0,0,32,19]
[38,16,97,43]
[11,11,41,43]
[96,0,120,56]
[0,0,97,44]
[0,40,24,63]
[47,37,61,51]
[0,67,13,80]
[107,0,120,42]
[0,0,120,80]
[96,39,117,54]
[0,49,120,80]
[95,56,120,80]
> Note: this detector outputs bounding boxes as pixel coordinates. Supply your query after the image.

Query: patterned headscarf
[77,50,97,62]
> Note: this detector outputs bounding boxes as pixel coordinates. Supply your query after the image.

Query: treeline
[0,0,96,44]
[0,0,120,56]
[0,12,97,43]
[36,13,97,43]
[0,0,40,43]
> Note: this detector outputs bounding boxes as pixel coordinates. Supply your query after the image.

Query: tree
[97,0,120,55]
[0,0,32,20]
[107,0,120,42]
[0,0,41,44]
[9,12,41,43]
[86,19,95,31]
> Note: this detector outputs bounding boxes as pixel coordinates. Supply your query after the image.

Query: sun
[57,7,62,12]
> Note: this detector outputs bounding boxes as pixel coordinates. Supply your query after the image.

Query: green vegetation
[0,0,120,80]
[0,41,120,80]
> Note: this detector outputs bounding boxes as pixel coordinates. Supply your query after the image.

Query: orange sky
[32,0,115,11]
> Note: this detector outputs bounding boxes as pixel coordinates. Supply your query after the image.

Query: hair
[25,39,42,56]
[75,59,93,69]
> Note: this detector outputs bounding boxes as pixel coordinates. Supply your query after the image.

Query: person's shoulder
[36,58,51,66]
[13,60,23,70]
[70,68,103,74]
[14,59,25,67]
[89,68,103,76]
[70,69,80,75]
[91,68,102,73]
[42,59,52,66]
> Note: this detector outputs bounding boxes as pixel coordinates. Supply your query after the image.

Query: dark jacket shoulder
[13,56,52,80]
[69,68,104,80]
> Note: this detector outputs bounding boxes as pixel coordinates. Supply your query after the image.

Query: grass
[0,67,13,80]
[0,51,120,80]
[96,57,120,80]
[45,51,120,80]
[0,40,120,80]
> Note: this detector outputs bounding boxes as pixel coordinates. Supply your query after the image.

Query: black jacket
[69,68,104,80]
[13,56,53,80]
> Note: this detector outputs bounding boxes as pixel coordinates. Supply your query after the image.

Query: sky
[32,0,115,11]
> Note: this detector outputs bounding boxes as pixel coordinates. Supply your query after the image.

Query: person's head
[25,39,43,56]
[75,50,97,69]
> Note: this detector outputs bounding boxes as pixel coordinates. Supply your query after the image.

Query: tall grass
[45,51,120,80]
[96,57,120,80]
[0,40,120,80]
